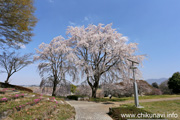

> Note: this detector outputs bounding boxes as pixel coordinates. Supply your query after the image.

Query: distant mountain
[145,78,168,85]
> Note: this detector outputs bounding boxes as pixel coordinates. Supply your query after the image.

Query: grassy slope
[10,100,75,120]
[0,89,75,120]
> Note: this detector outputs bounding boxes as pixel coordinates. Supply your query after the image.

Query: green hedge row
[67,95,86,100]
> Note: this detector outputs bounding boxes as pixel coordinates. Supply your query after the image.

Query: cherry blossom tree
[67,23,145,98]
[34,36,76,96]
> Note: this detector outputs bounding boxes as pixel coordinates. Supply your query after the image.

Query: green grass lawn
[110,100,180,120]
[90,94,180,102]
[141,100,180,120]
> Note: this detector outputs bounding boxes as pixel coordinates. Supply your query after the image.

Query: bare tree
[67,23,145,98]
[0,51,32,83]
[34,36,76,96]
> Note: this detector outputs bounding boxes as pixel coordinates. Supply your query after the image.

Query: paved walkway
[68,100,113,120]
[67,97,180,120]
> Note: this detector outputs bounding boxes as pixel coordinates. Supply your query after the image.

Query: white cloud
[82,16,95,24]
[68,21,76,26]
[84,16,89,21]
[68,15,97,27]
[68,21,81,27]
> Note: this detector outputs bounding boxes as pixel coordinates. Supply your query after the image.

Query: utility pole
[127,59,141,108]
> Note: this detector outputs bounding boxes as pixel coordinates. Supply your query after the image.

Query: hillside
[0,87,75,120]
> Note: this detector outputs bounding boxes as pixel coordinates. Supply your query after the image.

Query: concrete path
[68,100,113,120]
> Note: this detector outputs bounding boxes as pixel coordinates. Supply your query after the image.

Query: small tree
[67,23,145,98]
[70,84,77,93]
[159,80,172,94]
[152,82,159,88]
[0,51,32,83]
[0,0,37,48]
[34,36,76,96]
[168,72,180,94]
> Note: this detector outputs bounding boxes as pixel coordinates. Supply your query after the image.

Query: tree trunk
[91,76,100,98]
[5,80,9,84]
[52,78,57,96]
[91,87,97,98]
[86,74,100,98]
[5,75,10,84]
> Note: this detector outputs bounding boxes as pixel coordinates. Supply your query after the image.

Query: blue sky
[1,0,180,85]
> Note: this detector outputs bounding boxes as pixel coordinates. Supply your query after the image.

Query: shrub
[70,84,77,93]
[0,97,8,102]
[67,95,86,100]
